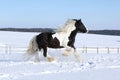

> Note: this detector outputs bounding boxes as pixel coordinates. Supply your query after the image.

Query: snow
[0,31,120,80]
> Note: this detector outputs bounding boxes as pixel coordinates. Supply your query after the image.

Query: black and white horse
[25,19,87,62]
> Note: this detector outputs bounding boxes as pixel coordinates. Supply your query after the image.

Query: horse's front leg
[62,46,74,56]
[71,45,82,62]
[63,45,82,62]
[43,46,57,62]
[74,49,82,62]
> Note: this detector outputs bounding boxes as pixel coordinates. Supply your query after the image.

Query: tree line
[0,28,54,32]
[0,28,120,36]
[88,30,120,36]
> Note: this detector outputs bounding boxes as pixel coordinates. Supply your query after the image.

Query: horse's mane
[56,19,76,32]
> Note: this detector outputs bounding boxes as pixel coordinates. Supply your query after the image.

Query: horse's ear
[79,19,81,21]
[73,19,77,21]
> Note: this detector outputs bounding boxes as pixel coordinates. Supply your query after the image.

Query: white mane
[56,19,76,33]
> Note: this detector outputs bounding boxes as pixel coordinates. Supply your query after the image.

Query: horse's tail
[24,36,39,60]
[27,36,38,54]
[24,36,40,62]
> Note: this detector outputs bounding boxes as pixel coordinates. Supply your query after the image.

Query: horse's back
[36,32,63,48]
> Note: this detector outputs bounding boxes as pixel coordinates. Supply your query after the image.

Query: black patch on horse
[36,32,64,57]
[67,30,77,49]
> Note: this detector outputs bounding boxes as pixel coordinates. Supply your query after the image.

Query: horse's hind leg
[34,51,40,62]
[43,47,57,62]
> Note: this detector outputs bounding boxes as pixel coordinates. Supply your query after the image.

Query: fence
[0,45,26,54]
[0,44,120,54]
[79,47,120,54]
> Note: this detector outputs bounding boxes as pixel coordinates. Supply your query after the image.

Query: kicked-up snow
[0,31,120,80]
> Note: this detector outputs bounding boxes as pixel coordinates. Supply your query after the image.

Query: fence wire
[0,45,120,54]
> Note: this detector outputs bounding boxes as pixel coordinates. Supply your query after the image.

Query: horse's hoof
[34,59,40,62]
[47,57,57,62]
[62,53,70,56]
[62,51,71,56]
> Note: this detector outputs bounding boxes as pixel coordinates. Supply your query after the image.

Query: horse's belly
[48,45,64,48]
[48,37,64,48]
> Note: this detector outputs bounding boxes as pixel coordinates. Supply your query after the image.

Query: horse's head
[74,19,88,33]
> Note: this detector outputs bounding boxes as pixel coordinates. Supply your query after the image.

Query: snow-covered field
[0,31,120,80]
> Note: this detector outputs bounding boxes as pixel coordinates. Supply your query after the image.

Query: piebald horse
[25,19,87,62]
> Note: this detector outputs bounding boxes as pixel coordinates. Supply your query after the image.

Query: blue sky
[0,0,120,30]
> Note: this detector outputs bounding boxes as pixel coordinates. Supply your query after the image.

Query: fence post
[85,47,87,53]
[5,45,11,54]
[5,44,8,53]
[97,47,99,54]
[82,47,84,53]
[107,47,109,54]
[9,46,11,54]
[117,48,119,54]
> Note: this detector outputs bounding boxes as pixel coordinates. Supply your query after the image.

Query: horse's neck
[69,30,78,40]
[66,24,75,33]
[53,30,72,38]
[52,24,76,40]
[52,28,74,41]
[56,26,74,36]
[57,23,75,33]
